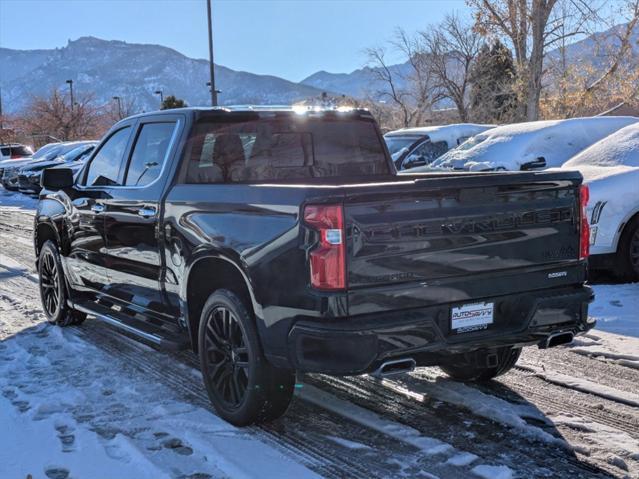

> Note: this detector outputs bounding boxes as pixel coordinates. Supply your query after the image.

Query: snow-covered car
[561,123,639,280]
[17,141,97,194]
[0,143,33,161]
[0,141,89,190]
[417,116,638,172]
[384,123,494,171]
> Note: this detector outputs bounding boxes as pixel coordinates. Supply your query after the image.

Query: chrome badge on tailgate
[451,302,494,333]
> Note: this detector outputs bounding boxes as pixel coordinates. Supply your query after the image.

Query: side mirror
[41,168,74,190]
[520,157,547,171]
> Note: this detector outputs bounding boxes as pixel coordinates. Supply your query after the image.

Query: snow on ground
[590,284,639,337]
[0,289,321,479]
[569,331,639,369]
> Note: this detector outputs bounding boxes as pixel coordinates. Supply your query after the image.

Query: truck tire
[614,216,639,281]
[38,240,86,327]
[440,346,521,382]
[198,289,294,426]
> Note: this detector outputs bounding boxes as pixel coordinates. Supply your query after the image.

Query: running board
[72,301,190,351]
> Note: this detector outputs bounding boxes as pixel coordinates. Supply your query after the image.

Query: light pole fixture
[206,0,218,106]
[206,82,221,102]
[154,90,164,106]
[66,79,74,112]
[112,96,122,119]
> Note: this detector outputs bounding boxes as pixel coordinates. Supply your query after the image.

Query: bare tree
[470,0,602,120]
[542,0,639,117]
[20,89,104,141]
[420,14,482,121]
[365,29,438,128]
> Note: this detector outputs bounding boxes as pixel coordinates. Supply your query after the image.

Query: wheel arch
[614,209,639,253]
[182,253,261,353]
[34,220,62,260]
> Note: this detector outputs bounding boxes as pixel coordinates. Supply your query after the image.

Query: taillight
[303,204,346,290]
[579,185,590,260]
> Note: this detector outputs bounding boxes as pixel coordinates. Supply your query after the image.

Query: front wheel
[38,240,86,327]
[440,346,521,382]
[198,289,294,426]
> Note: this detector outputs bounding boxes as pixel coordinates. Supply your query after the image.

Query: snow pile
[383,374,562,445]
[415,116,638,171]
[569,331,639,369]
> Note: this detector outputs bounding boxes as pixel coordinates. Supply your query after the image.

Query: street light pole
[0,87,3,130]
[206,0,218,106]
[66,79,74,112]
[112,96,122,119]
[154,90,164,108]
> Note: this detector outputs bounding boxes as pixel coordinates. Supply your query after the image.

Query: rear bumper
[287,285,594,375]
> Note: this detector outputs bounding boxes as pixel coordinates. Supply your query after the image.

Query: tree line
[0,92,187,146]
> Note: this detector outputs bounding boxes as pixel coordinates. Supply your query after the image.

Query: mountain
[1,22,637,115]
[0,37,327,114]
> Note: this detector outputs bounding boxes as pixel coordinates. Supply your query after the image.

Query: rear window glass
[184,118,389,183]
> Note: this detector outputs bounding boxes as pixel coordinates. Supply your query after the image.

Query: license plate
[451,302,494,333]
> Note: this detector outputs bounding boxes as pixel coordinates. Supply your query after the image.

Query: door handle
[91,203,105,213]
[137,207,157,218]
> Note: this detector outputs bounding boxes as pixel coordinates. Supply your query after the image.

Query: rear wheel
[614,216,639,281]
[440,346,521,382]
[198,289,294,426]
[38,240,86,327]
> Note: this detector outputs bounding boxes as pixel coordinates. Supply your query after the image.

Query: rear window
[183,117,390,183]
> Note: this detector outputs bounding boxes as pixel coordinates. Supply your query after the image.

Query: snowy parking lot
[0,189,638,479]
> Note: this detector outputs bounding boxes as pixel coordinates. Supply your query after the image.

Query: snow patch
[300,384,455,456]
[471,464,514,479]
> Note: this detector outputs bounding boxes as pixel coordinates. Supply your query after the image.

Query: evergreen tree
[469,40,518,123]
[161,95,187,110]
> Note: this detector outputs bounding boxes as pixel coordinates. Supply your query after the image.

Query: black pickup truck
[35,107,594,426]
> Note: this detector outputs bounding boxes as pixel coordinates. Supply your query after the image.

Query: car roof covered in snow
[424,116,639,171]
[561,122,639,183]
[384,123,495,147]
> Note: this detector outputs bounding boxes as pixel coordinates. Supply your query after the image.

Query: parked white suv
[562,123,639,280]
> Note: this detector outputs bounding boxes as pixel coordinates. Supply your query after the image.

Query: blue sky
[0,0,466,81]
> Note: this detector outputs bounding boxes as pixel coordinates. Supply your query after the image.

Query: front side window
[402,140,448,169]
[124,122,176,187]
[84,127,131,186]
[185,117,389,183]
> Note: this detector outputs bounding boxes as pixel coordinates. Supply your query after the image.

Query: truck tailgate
[343,172,585,314]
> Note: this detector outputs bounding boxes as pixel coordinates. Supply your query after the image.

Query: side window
[84,127,131,186]
[124,122,176,187]
[402,140,449,169]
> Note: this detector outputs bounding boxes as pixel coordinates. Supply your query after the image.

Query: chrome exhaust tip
[370,358,416,378]
[540,332,574,349]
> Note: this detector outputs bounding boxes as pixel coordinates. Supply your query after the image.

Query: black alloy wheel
[202,305,250,408]
[39,246,63,320]
[198,289,294,426]
[38,240,86,327]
